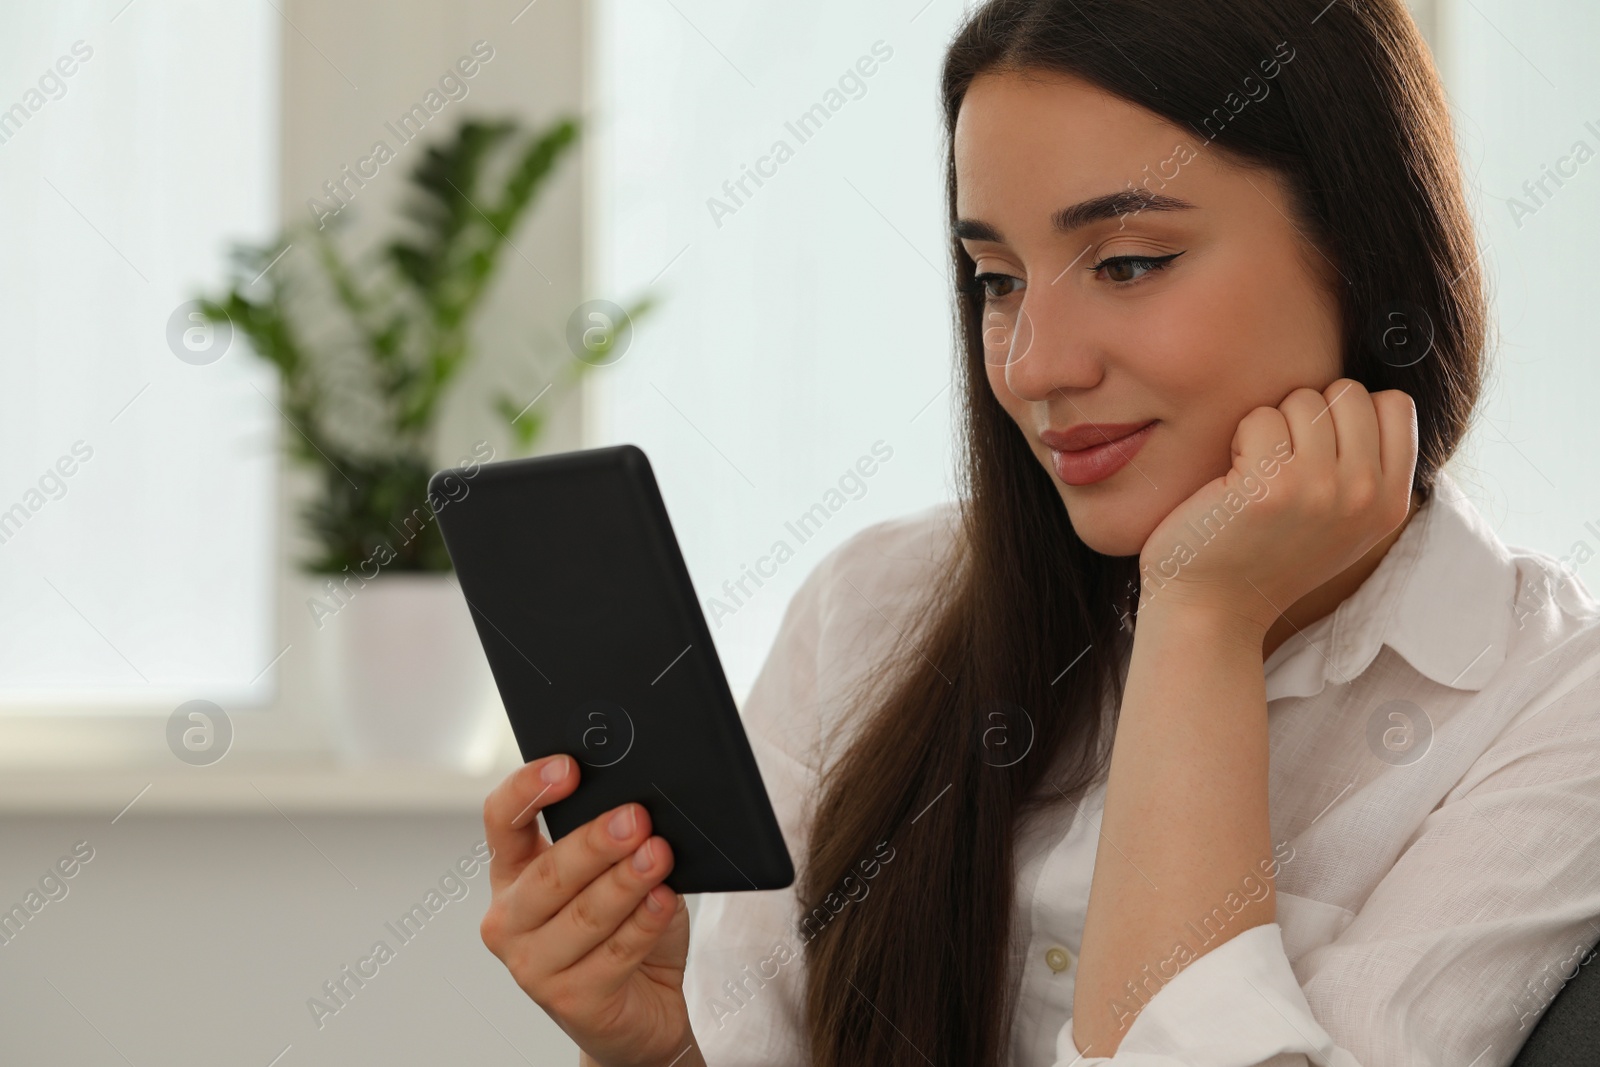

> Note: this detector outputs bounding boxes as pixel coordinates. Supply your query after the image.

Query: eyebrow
[955,188,1196,244]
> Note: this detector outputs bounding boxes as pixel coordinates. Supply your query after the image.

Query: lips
[1039,420,1157,453]
[1043,420,1157,487]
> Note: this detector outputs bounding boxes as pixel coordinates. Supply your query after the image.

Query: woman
[477,1,1600,1064]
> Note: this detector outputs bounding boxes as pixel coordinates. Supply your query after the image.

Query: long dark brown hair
[795,1,1487,1063]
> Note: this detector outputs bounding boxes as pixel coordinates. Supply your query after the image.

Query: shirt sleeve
[1058,923,1360,1066]
[1055,669,1600,1067]
[682,537,843,1067]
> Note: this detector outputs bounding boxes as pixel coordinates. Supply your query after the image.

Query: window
[1434,0,1600,555]
[0,3,280,710]
[591,3,975,702]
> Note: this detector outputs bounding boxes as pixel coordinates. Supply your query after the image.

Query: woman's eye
[1089,251,1185,285]
[970,272,1025,302]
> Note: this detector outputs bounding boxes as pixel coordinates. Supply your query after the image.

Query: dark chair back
[1510,938,1600,1065]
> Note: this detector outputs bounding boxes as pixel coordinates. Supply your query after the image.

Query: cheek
[1134,262,1338,412]
[1117,285,1237,399]
[1174,248,1341,388]
[984,356,1056,470]
[984,355,1023,419]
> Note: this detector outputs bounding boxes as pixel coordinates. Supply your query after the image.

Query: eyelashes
[1086,251,1185,284]
[964,250,1185,303]
[965,272,1024,302]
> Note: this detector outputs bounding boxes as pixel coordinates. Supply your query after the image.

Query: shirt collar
[1263,469,1517,703]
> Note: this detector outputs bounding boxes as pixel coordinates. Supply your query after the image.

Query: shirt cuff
[1057,922,1354,1066]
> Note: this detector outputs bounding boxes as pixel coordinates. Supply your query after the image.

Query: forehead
[953,69,1196,213]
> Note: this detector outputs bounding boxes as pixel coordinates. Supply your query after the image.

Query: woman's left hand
[1137,377,1419,633]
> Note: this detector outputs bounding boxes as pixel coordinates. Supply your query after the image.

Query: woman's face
[954,69,1344,558]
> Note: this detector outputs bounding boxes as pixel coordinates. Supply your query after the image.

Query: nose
[995,286,1104,402]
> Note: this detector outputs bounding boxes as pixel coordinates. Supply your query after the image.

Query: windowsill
[0,752,524,816]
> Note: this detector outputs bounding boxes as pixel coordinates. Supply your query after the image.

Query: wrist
[580,1035,705,1067]
[660,1040,705,1067]
[1135,590,1270,654]
[647,1041,704,1067]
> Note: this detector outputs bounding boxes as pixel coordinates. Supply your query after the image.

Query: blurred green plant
[197,116,654,574]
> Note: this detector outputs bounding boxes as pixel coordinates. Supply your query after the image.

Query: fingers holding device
[479,752,698,1067]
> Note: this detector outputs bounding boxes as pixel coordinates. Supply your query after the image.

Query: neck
[1260,487,1425,662]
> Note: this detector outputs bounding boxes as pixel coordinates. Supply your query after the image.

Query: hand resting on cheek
[1136,377,1419,634]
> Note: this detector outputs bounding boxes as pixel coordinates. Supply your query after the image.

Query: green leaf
[494,391,545,450]
[190,113,627,574]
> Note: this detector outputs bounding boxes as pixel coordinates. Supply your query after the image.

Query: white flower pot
[316,572,501,770]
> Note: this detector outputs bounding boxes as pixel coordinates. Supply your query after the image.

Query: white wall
[2,814,592,1064]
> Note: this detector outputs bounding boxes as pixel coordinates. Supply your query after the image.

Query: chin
[1054,484,1152,558]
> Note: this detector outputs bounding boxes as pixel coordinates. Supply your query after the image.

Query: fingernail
[645,887,663,913]
[541,755,570,784]
[632,839,655,872]
[608,805,636,840]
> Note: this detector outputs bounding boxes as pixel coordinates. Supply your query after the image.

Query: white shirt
[682,468,1600,1066]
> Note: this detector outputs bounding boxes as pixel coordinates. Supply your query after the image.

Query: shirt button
[1045,945,1074,973]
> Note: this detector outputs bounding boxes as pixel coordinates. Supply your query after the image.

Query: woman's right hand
[480,754,702,1067]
